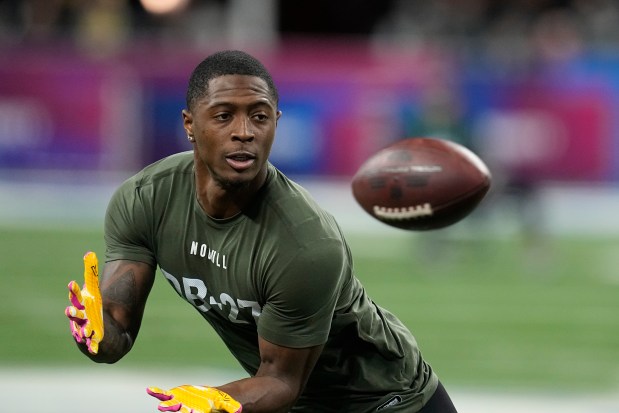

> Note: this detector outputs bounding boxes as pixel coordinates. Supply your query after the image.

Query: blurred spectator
[0,0,131,56]
[529,7,584,63]
[74,0,131,57]
[572,0,619,45]
[1,0,619,54]
[0,0,80,42]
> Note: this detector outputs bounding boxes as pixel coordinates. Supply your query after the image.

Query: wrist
[81,317,132,364]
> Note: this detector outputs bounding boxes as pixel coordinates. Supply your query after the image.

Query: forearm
[211,340,322,413]
[217,375,299,413]
[75,311,133,363]
[66,255,153,365]
[83,259,152,362]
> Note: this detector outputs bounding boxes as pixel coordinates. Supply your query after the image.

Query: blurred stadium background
[1,0,618,412]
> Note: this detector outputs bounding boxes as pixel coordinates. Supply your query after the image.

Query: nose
[232,117,255,142]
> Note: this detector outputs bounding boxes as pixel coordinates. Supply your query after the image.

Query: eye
[253,113,269,122]
[214,113,231,121]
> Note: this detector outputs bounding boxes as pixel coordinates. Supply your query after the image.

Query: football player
[65,50,457,413]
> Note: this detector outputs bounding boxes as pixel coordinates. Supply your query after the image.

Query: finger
[67,281,85,310]
[65,306,86,321]
[86,333,101,354]
[83,311,103,356]
[147,387,174,401]
[91,325,103,342]
[218,399,243,413]
[157,400,183,412]
[82,321,93,340]
[85,336,98,355]
[81,252,105,352]
[69,320,84,343]
[83,251,100,297]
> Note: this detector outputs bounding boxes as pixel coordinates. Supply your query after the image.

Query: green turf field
[1,226,617,392]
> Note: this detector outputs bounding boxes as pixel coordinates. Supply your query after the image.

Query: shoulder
[108,151,194,214]
[104,152,194,261]
[113,152,193,197]
[259,164,343,240]
[260,164,326,218]
[128,151,194,189]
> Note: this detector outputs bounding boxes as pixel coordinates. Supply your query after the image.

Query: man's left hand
[147,385,242,413]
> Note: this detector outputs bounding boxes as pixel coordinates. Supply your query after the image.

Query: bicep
[259,239,348,348]
[100,259,156,337]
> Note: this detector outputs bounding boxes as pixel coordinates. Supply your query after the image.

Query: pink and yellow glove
[147,385,242,413]
[65,251,104,355]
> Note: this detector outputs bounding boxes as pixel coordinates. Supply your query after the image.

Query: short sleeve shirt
[104,152,437,411]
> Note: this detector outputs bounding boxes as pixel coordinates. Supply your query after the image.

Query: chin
[218,180,248,191]
[215,173,254,191]
[211,163,266,191]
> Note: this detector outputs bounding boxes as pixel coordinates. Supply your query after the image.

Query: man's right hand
[65,251,104,355]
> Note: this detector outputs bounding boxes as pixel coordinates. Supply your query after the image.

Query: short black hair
[186,50,279,111]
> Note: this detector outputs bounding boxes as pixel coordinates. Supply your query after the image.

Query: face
[183,75,281,190]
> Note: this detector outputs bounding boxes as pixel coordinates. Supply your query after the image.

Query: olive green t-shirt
[104,151,437,411]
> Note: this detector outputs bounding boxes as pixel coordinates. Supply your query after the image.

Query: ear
[182,109,193,136]
[275,110,282,126]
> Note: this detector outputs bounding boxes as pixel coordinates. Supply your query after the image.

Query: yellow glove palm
[147,385,242,413]
[65,251,104,354]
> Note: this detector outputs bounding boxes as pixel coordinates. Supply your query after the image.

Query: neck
[195,166,268,219]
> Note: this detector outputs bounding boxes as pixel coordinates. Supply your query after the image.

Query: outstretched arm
[66,254,156,364]
[147,337,323,413]
[217,337,323,413]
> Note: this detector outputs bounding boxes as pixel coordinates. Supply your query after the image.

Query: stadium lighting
[140,0,189,15]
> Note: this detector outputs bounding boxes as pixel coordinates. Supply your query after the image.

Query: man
[65,50,458,413]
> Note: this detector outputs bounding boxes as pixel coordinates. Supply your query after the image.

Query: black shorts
[292,380,457,412]
[367,380,457,413]
[418,381,458,413]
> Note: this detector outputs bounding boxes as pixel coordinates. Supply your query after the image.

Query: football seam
[373,203,433,221]
[369,178,490,219]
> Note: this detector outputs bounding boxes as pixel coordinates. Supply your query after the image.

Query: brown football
[351,137,491,230]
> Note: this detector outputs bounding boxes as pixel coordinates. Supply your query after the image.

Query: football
[351,137,491,230]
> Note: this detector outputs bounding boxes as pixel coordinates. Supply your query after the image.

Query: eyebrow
[206,100,275,110]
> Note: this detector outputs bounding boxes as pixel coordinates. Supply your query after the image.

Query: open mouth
[225,151,256,170]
